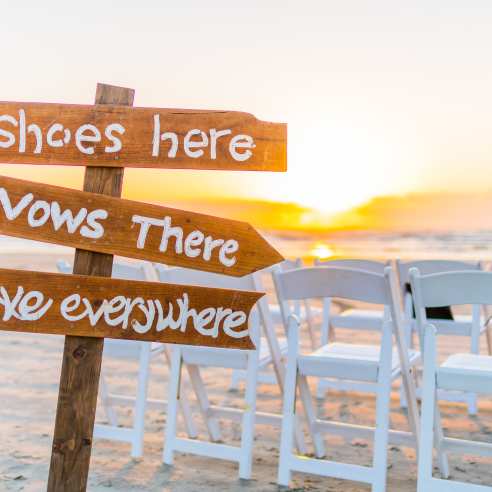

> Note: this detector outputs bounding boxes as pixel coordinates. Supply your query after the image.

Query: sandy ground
[0,253,491,491]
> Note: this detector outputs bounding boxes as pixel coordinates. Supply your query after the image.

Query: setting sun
[310,243,334,260]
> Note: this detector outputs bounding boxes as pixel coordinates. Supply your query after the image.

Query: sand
[0,252,491,491]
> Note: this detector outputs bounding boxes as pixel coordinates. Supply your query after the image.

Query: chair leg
[163,346,198,439]
[316,378,326,400]
[397,320,416,411]
[486,324,492,356]
[371,324,393,492]
[293,414,308,456]
[131,345,151,458]
[298,374,325,458]
[186,364,222,442]
[238,350,259,480]
[303,300,317,351]
[229,369,243,391]
[467,312,480,416]
[418,326,440,492]
[99,370,118,427]
[163,346,182,465]
[320,298,331,346]
[177,389,198,439]
[277,317,300,487]
[466,392,478,416]
[399,381,408,409]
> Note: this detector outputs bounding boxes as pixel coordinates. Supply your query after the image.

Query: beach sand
[0,252,491,491]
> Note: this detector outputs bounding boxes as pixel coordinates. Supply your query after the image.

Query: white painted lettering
[131,300,156,334]
[27,123,42,154]
[18,110,26,153]
[184,129,208,158]
[229,134,255,162]
[75,124,101,155]
[80,209,108,239]
[210,128,232,159]
[0,114,17,149]
[0,189,33,220]
[47,123,71,148]
[219,239,239,267]
[50,202,88,233]
[104,123,125,153]
[160,216,183,254]
[223,311,248,338]
[27,200,51,227]
[132,215,165,248]
[203,236,225,261]
[184,230,204,257]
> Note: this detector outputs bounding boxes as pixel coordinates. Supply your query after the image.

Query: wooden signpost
[0,101,286,171]
[0,83,287,491]
[0,268,260,349]
[0,175,283,276]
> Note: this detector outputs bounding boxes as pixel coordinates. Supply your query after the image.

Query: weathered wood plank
[47,83,134,492]
[0,101,286,171]
[0,174,284,276]
[0,267,260,349]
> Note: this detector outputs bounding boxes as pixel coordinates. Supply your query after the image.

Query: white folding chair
[56,259,197,457]
[267,259,322,350]
[275,266,420,492]
[411,269,492,492]
[398,259,492,414]
[314,259,389,337]
[155,265,306,479]
[313,259,391,398]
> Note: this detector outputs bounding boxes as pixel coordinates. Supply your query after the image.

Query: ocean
[264,230,492,264]
[2,230,492,266]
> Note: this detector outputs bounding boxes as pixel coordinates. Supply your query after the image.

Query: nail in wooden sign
[0,175,283,276]
[0,268,260,349]
[0,102,286,171]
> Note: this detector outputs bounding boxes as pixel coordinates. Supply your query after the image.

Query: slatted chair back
[314,258,389,274]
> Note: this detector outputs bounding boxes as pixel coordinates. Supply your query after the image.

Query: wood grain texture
[0,174,284,275]
[0,267,260,349]
[0,101,286,171]
[48,84,134,492]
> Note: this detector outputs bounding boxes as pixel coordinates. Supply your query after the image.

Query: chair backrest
[410,268,492,352]
[278,258,303,271]
[56,259,153,281]
[397,259,481,289]
[314,258,389,274]
[397,259,482,324]
[154,265,273,350]
[273,266,411,357]
[410,269,492,312]
[274,266,392,308]
[154,264,255,290]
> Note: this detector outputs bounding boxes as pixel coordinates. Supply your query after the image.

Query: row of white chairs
[315,259,492,415]
[276,263,492,491]
[56,258,492,491]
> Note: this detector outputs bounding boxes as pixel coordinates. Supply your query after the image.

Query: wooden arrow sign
[0,175,283,276]
[0,267,260,349]
[0,102,286,171]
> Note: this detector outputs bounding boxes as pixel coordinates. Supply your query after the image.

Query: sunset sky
[2,2,492,230]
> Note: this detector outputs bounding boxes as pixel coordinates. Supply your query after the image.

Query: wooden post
[47,83,135,492]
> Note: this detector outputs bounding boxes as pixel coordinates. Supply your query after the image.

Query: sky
[2,1,492,226]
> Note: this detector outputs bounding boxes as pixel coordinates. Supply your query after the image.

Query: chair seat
[427,315,487,336]
[298,343,419,383]
[103,339,165,359]
[437,353,492,394]
[269,304,323,324]
[331,309,384,330]
[181,337,279,370]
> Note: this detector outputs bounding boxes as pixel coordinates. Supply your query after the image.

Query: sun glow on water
[310,243,334,260]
